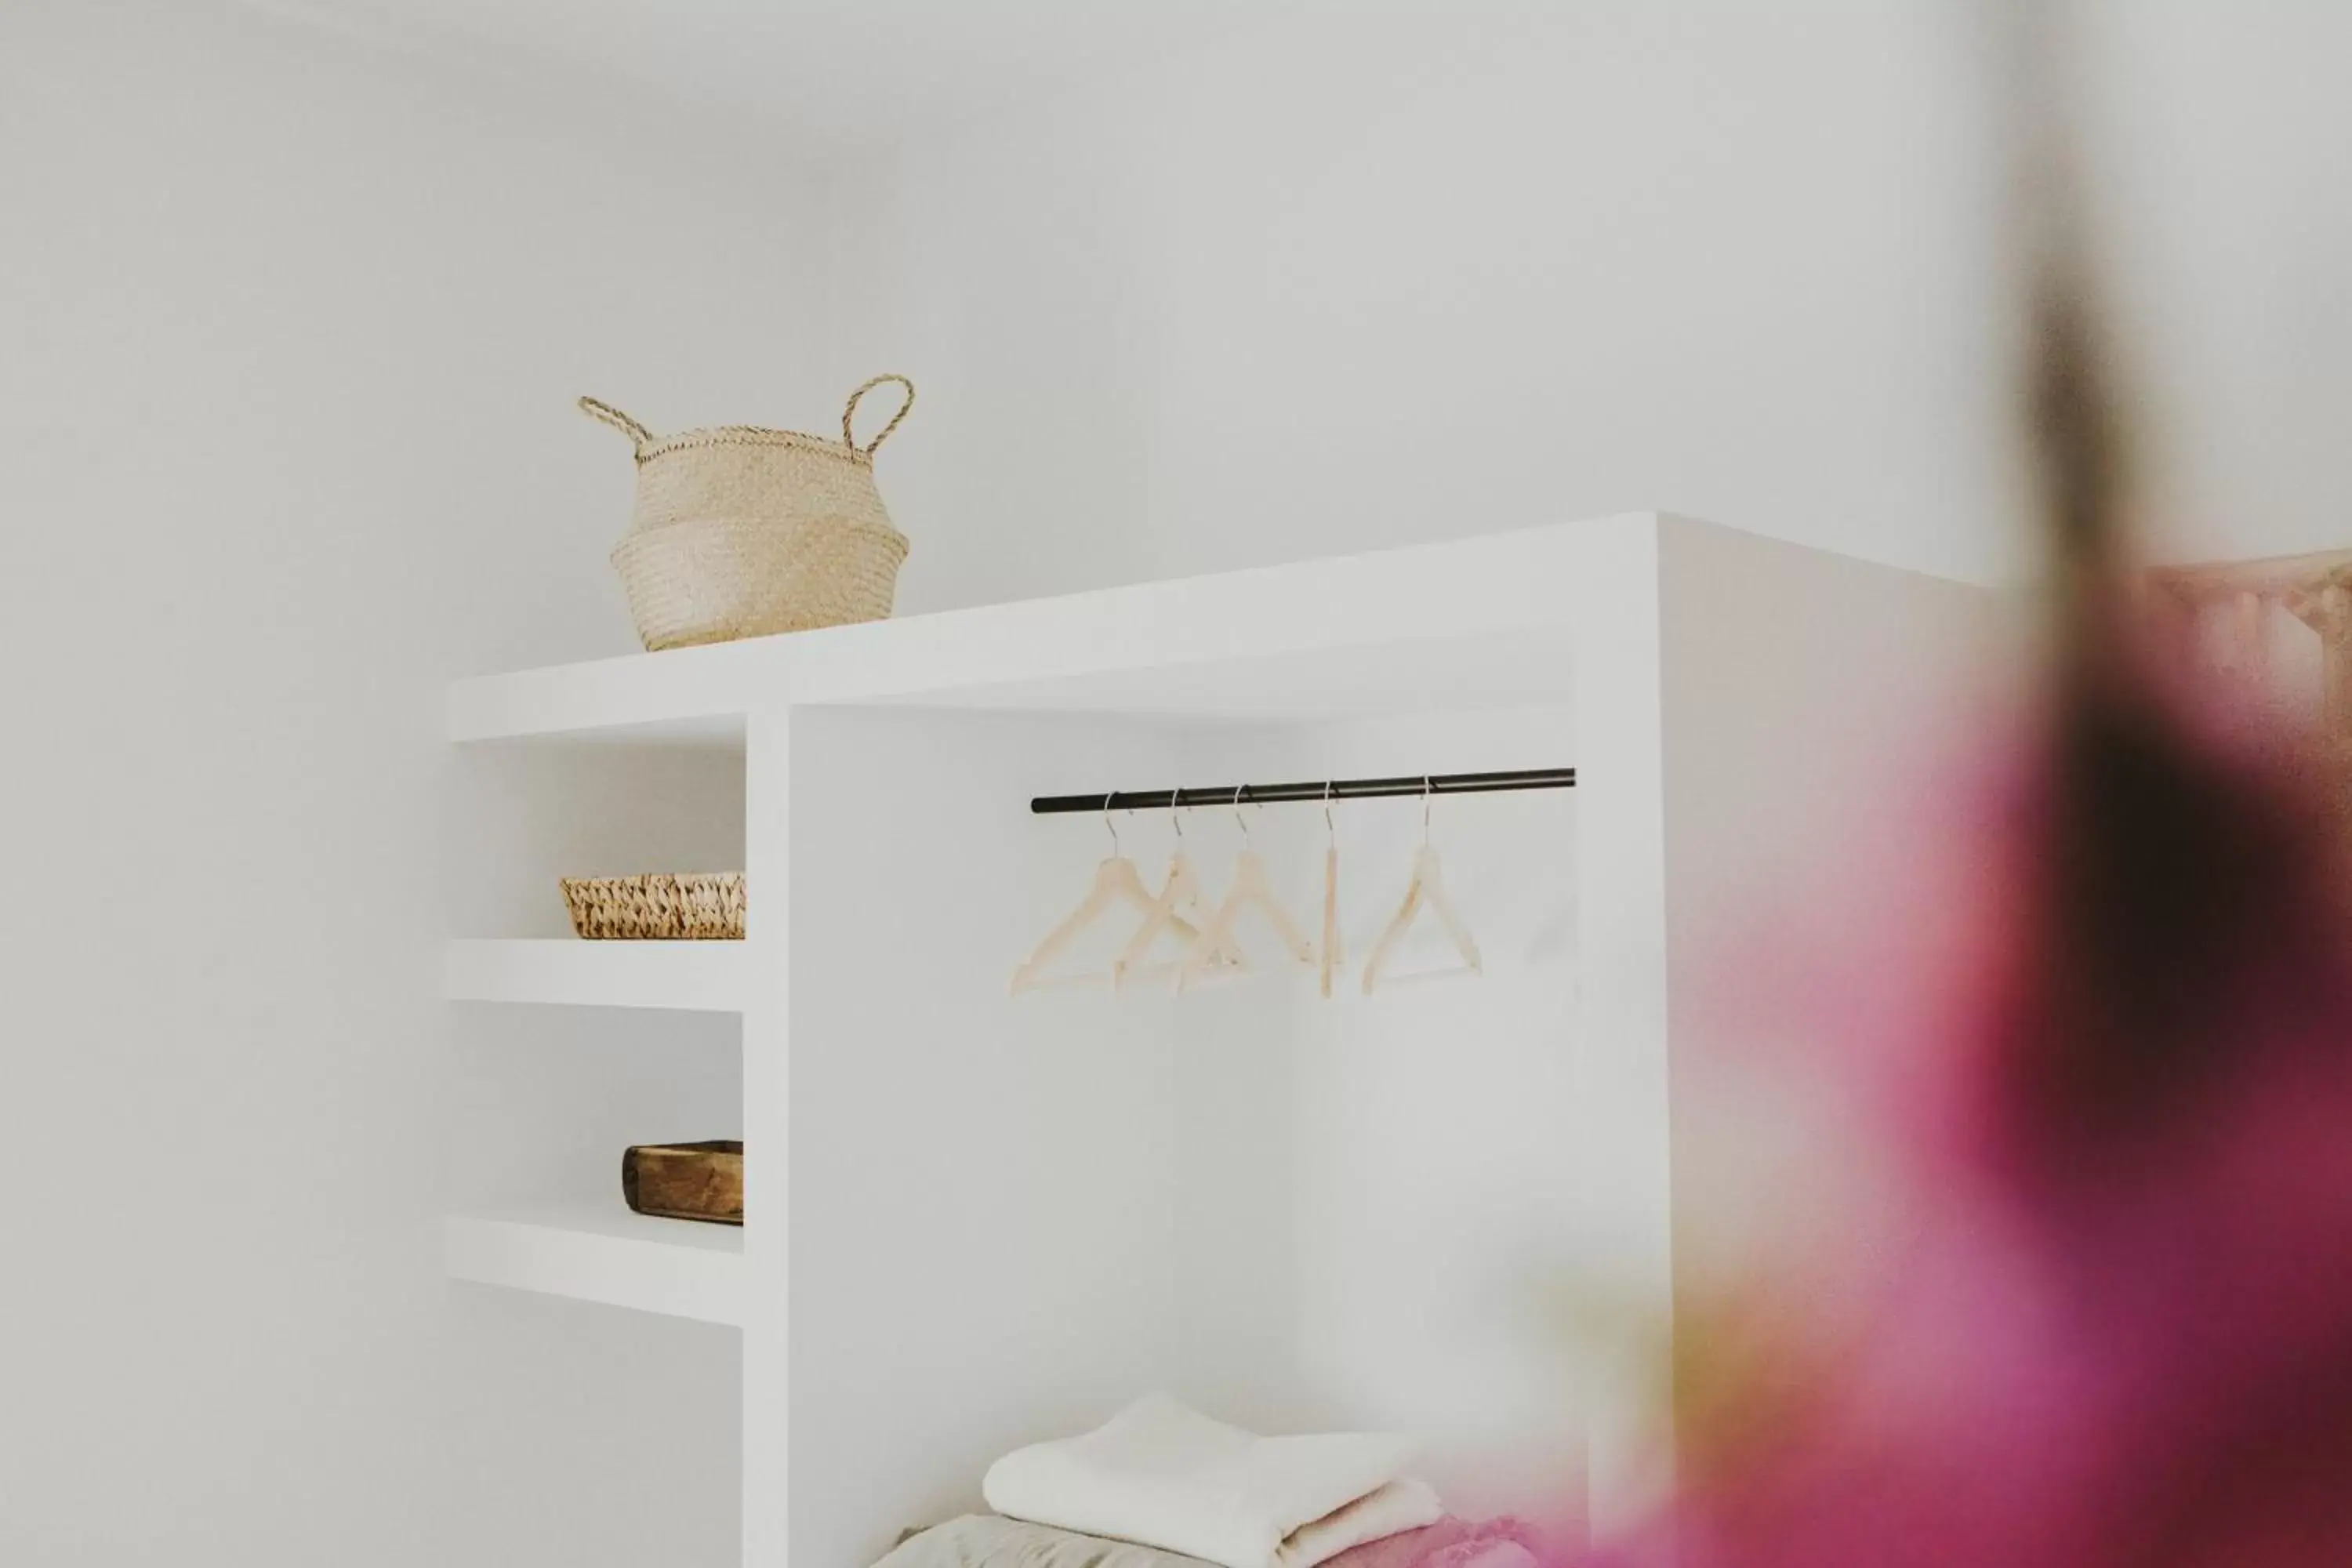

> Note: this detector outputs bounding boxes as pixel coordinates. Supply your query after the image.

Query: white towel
[982,1395,1439,1568]
[1274,1479,1446,1568]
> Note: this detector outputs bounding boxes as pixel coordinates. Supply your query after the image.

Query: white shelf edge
[443,938,749,1012]
[445,1207,745,1327]
[446,515,1653,741]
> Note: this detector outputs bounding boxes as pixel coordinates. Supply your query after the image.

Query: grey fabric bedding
[876,1515,1221,1568]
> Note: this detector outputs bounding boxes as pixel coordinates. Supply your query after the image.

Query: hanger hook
[1170,786,1186,844]
[1323,779,1338,841]
[1103,791,1120,856]
[1232,782,1251,845]
[1422,775,1435,846]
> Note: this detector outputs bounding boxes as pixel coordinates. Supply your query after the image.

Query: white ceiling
[245,0,1281,155]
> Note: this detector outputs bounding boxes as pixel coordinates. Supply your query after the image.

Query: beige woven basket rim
[626,426,873,465]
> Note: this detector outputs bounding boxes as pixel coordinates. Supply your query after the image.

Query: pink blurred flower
[1588,652,2352,1567]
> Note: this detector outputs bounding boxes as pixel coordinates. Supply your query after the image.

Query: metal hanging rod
[1030,767,1576,815]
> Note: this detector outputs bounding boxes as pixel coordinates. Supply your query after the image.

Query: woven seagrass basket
[561,873,746,941]
[580,375,915,652]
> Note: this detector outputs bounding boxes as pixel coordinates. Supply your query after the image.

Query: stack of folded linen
[872,1512,1540,1568]
[975,1395,1450,1568]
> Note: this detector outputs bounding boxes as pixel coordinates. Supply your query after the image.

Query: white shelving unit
[445,1203,746,1326]
[444,938,750,1012]
[445,514,1984,1566]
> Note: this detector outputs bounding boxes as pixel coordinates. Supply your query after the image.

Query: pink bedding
[1318,1516,1540,1568]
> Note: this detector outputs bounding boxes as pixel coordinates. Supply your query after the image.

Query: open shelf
[446,518,1619,741]
[444,938,750,1012]
[445,1203,745,1326]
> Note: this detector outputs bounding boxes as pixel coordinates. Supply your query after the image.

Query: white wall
[1210,712,1588,1529]
[817,0,2352,608]
[0,2,822,1563]
[2068,0,2352,566]
[817,0,2020,608]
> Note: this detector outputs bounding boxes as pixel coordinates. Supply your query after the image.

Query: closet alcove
[442,514,1985,1566]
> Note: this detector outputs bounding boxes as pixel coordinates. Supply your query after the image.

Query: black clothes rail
[1030,767,1576,815]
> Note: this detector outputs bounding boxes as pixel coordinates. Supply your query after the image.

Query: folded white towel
[1275,1479,1446,1568]
[982,1395,1437,1568]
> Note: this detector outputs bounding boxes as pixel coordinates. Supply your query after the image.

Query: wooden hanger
[1319,782,1344,1000]
[1176,788,1316,993]
[1012,799,1203,994]
[1115,852,1243,988]
[1362,778,1483,993]
[1114,797,1243,988]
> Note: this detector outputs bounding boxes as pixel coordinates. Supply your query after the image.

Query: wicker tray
[561,873,745,941]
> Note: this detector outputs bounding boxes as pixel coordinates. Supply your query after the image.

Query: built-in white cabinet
[444,514,1983,1566]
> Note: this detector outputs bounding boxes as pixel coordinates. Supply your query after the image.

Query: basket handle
[842,375,916,455]
[578,397,653,452]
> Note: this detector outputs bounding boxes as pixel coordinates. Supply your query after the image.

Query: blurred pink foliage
[1587,646,2352,1567]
